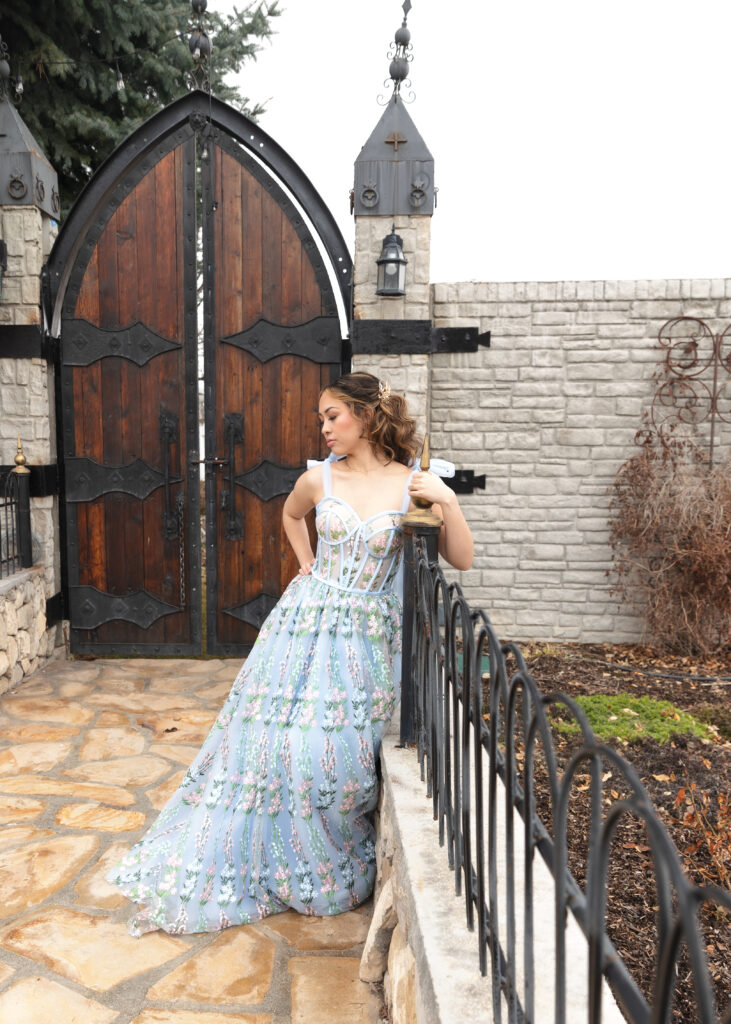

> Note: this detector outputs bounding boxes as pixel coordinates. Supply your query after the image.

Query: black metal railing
[0,456,32,579]
[400,528,731,1024]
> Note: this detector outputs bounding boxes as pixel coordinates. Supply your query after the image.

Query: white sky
[217,0,731,284]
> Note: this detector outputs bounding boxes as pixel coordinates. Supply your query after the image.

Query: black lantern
[376,225,407,296]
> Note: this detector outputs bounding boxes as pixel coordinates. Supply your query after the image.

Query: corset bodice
[309,458,412,595]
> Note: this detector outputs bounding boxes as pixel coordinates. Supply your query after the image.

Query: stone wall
[1,203,64,678]
[0,568,59,694]
[427,278,731,642]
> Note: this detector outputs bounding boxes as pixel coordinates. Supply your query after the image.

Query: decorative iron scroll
[223,592,278,629]
[235,461,303,502]
[645,317,731,467]
[63,319,179,366]
[400,532,731,1022]
[69,585,180,629]
[221,316,341,364]
[65,456,180,502]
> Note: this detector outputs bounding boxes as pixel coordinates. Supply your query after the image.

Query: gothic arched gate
[46,91,351,656]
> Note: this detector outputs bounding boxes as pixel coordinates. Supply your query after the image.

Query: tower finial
[388,1,413,99]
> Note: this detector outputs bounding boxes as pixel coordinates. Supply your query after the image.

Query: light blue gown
[109,458,411,934]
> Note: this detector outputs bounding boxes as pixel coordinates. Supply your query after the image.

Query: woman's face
[318,391,365,456]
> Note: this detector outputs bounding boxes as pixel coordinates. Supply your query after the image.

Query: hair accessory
[378,379,391,402]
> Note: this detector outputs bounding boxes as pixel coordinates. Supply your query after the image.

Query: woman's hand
[408,471,474,571]
[298,559,315,576]
[408,471,455,507]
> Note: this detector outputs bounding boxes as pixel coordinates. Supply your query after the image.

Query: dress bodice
[311,459,412,595]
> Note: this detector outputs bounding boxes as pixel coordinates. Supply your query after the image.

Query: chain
[176,492,185,607]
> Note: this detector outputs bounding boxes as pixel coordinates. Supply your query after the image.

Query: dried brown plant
[609,438,731,656]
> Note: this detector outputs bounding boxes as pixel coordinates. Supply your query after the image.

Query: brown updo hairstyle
[322,372,420,466]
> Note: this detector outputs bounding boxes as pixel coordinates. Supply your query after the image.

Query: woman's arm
[408,471,474,571]
[282,467,321,574]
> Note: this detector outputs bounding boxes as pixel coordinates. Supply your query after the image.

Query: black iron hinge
[430,327,491,353]
[46,591,64,626]
[451,470,486,494]
[350,319,490,355]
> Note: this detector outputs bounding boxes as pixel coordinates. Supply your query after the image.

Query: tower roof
[353,2,434,217]
[0,95,60,218]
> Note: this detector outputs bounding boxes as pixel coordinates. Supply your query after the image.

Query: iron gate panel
[202,136,341,656]
[48,92,350,656]
[57,132,201,655]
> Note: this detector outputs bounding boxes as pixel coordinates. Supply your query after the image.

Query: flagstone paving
[0,658,382,1024]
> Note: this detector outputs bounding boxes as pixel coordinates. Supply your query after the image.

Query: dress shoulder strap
[400,470,415,514]
[321,456,332,497]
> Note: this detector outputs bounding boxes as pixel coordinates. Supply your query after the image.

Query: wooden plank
[74,246,100,322]
[301,237,324,319]
[280,215,302,325]
[242,167,263,329]
[220,149,244,338]
[260,191,282,324]
[154,149,178,341]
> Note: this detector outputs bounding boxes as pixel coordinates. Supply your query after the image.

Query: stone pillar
[0,198,63,691]
[352,213,432,435]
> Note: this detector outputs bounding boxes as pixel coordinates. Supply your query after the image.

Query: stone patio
[0,658,382,1024]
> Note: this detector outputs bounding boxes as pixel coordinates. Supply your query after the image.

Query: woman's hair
[322,372,420,465]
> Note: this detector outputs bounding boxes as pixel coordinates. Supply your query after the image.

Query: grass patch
[549,693,715,743]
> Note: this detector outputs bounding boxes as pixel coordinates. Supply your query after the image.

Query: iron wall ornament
[64,319,180,366]
[223,592,279,629]
[65,456,180,503]
[68,586,180,630]
[8,172,26,199]
[644,317,731,467]
[234,461,304,502]
[221,316,342,364]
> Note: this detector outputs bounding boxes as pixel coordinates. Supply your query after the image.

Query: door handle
[222,413,243,540]
[160,411,180,540]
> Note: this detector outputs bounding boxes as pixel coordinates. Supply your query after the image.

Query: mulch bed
[508,642,730,1023]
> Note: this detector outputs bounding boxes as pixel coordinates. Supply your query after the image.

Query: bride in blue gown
[108,372,473,935]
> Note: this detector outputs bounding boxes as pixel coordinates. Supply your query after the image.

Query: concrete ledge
[373,712,624,1024]
[377,717,491,1023]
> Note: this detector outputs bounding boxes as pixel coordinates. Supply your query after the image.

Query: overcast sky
[217,0,730,284]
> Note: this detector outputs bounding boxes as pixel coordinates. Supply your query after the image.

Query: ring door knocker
[160,411,185,607]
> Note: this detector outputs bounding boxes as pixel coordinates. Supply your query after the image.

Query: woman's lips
[326,439,335,446]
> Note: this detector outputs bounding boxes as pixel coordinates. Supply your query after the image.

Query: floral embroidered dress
[108,457,411,935]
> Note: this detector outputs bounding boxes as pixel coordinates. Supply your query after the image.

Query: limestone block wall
[0,204,63,677]
[352,214,432,436]
[428,278,731,642]
[0,569,58,694]
[353,214,431,323]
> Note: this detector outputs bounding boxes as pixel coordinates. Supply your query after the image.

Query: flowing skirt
[107,574,401,935]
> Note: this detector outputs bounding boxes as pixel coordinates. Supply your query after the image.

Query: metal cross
[385,132,407,153]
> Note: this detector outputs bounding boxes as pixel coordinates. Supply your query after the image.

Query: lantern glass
[376,228,407,296]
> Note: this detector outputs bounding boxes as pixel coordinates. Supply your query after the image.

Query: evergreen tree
[0,1,279,215]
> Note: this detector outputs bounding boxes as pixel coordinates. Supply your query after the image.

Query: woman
[109,372,473,935]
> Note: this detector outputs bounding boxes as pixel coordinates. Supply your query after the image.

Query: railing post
[400,520,441,745]
[400,434,443,745]
[12,437,32,568]
[400,525,417,745]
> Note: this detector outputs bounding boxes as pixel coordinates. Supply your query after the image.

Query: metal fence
[400,528,731,1024]
[0,460,32,579]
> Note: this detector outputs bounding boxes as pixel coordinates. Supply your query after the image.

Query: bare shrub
[609,441,731,656]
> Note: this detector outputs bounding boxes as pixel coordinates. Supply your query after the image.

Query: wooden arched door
[48,92,350,656]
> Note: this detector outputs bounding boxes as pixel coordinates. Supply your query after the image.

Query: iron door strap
[222,412,244,540]
[160,410,180,540]
[176,491,185,607]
